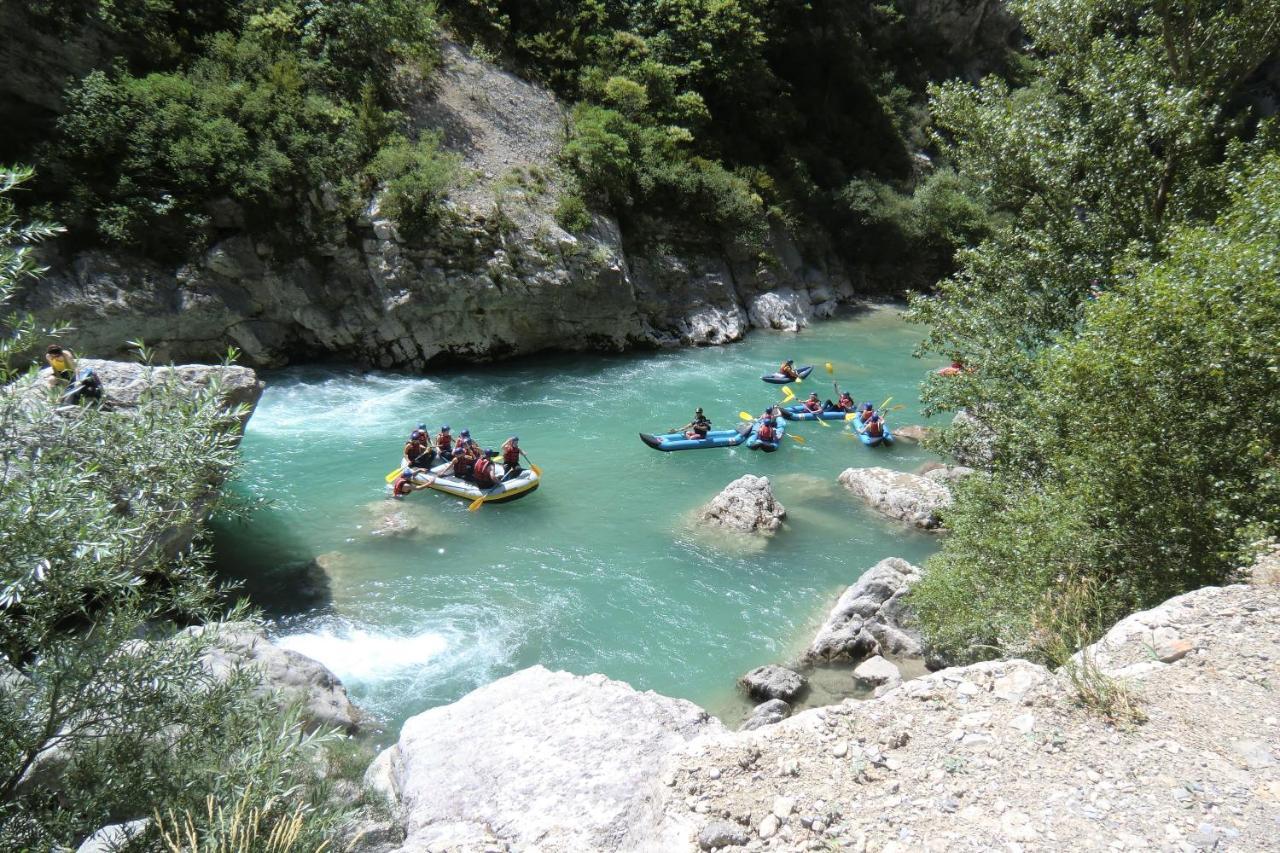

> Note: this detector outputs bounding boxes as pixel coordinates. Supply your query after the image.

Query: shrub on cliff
[0,167,348,848]
[912,154,1280,661]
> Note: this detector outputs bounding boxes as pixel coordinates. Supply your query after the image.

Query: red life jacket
[803,399,822,413]
[503,445,520,467]
[436,434,453,453]
[860,410,873,423]
[866,419,883,437]
[757,423,776,441]
[404,440,430,465]
[393,476,414,496]
[838,396,854,411]
[473,456,495,487]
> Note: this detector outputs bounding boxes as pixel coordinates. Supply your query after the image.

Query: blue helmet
[440,425,451,432]
[863,402,873,410]
[460,429,470,437]
[401,467,412,477]
[510,435,518,442]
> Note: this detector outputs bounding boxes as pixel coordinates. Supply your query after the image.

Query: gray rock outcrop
[34,358,263,422]
[185,624,360,733]
[853,655,902,686]
[376,666,723,852]
[806,557,924,663]
[697,475,787,536]
[740,699,792,732]
[739,665,807,703]
[949,407,998,466]
[922,464,976,485]
[838,466,952,530]
[75,819,149,853]
[21,42,856,371]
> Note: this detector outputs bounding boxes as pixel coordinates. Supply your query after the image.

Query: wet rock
[854,655,902,686]
[740,665,807,702]
[806,558,923,663]
[837,466,952,530]
[894,424,931,443]
[698,475,787,536]
[740,699,792,731]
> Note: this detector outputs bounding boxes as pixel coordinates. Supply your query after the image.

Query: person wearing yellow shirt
[45,344,77,382]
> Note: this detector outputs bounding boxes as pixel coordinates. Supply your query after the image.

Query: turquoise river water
[211,305,945,730]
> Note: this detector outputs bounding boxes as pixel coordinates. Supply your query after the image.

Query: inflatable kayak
[640,423,751,452]
[854,419,895,447]
[780,403,850,422]
[760,365,813,384]
[405,459,540,503]
[746,419,785,452]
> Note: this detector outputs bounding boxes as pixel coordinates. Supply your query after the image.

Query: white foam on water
[249,370,456,438]
[274,623,450,683]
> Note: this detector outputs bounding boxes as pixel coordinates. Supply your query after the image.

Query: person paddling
[403,429,435,471]
[392,467,429,497]
[827,390,855,412]
[680,408,712,439]
[472,450,498,489]
[500,436,525,482]
[862,413,885,439]
[858,402,875,424]
[801,392,823,414]
[435,425,454,456]
[778,359,799,381]
[756,416,779,444]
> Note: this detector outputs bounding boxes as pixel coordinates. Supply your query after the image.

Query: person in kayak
[778,359,799,381]
[861,413,885,438]
[859,402,875,424]
[403,430,434,470]
[756,417,779,444]
[823,390,855,412]
[500,436,524,481]
[435,425,454,456]
[392,468,429,497]
[45,344,77,383]
[801,392,823,414]
[680,408,712,439]
[472,450,498,489]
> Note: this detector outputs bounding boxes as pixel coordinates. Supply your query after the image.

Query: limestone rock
[378,666,723,852]
[698,475,786,536]
[854,655,902,686]
[697,820,749,849]
[740,699,792,731]
[806,558,924,662]
[893,424,931,443]
[949,407,997,466]
[838,466,952,530]
[75,819,149,853]
[922,464,976,485]
[739,665,807,702]
[185,623,359,733]
[747,289,811,332]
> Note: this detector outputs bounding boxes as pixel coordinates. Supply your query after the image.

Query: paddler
[679,407,712,439]
[862,413,886,439]
[859,402,875,424]
[472,450,498,489]
[403,429,434,470]
[801,392,823,414]
[778,359,799,381]
[391,468,429,497]
[500,436,524,482]
[435,425,454,456]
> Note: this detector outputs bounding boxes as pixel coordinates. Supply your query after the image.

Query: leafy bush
[370,133,461,230]
[553,191,591,232]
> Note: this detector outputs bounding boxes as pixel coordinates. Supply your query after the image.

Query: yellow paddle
[781,385,796,401]
[788,433,806,444]
[384,466,403,483]
[468,494,488,511]
[825,362,834,374]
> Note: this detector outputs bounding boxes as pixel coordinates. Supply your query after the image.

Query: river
[211,304,944,730]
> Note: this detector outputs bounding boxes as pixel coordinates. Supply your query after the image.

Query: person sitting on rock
[500,436,524,482]
[435,425,454,456]
[403,429,435,471]
[64,368,103,406]
[45,344,77,383]
[681,408,712,439]
[392,468,429,497]
[802,392,823,414]
[778,359,799,380]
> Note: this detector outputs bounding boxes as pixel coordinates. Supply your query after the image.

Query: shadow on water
[210,512,335,618]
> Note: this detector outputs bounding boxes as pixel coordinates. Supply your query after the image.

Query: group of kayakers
[794,390,888,438]
[393,424,530,497]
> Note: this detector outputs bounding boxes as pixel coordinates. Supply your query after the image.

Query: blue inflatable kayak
[854,417,895,447]
[761,365,813,384]
[640,423,752,452]
[746,419,785,452]
[780,403,851,422]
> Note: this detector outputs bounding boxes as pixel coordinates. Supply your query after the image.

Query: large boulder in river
[739,664,807,702]
[698,475,786,535]
[838,466,951,530]
[806,558,925,663]
[372,666,723,851]
[185,623,360,733]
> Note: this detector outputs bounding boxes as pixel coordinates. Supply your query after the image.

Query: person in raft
[861,413,886,439]
[778,359,799,380]
[824,390,856,412]
[500,436,524,481]
[472,449,499,489]
[391,467,429,497]
[755,415,779,444]
[858,402,875,424]
[403,428,435,471]
[680,407,712,439]
[435,425,454,456]
[446,430,478,481]
[801,392,823,414]
[45,344,77,383]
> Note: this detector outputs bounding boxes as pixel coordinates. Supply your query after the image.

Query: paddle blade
[879,396,894,410]
[824,362,833,374]
[788,434,806,444]
[844,412,857,421]
[385,468,403,483]
[739,411,754,421]
[531,463,543,476]
[781,386,796,401]
[467,496,486,511]
[816,417,830,428]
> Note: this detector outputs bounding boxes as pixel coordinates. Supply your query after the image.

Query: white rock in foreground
[380,666,724,852]
[698,475,786,535]
[838,466,951,530]
[806,557,924,662]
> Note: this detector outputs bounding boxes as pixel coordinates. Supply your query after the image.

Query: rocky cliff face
[19,42,856,371]
[364,566,1280,852]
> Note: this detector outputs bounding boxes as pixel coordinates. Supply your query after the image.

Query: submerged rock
[740,699,792,731]
[894,424,931,443]
[375,665,722,851]
[837,466,952,530]
[854,655,902,686]
[698,475,786,536]
[806,557,924,663]
[185,623,359,733]
[739,664,807,702]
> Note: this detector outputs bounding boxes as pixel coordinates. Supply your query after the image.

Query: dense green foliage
[440,0,988,260]
[0,169,349,848]
[24,0,449,254]
[909,0,1280,660]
